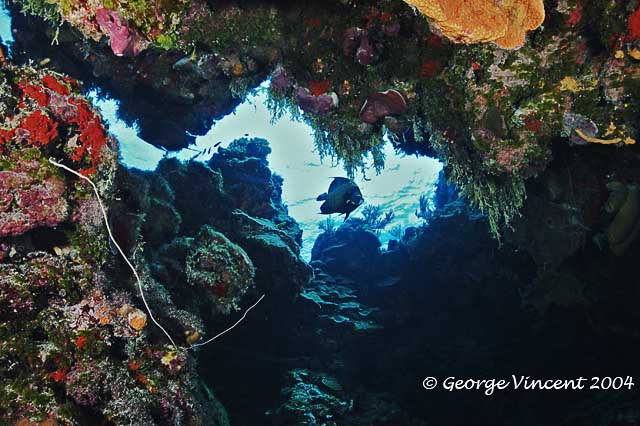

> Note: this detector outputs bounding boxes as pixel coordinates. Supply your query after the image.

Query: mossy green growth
[19,0,62,25]
[180,5,282,54]
[430,130,526,239]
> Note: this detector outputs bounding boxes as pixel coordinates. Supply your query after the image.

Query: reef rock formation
[265,172,640,425]
[0,61,314,425]
[185,226,255,315]
[139,138,311,304]
[7,0,640,239]
[0,62,229,425]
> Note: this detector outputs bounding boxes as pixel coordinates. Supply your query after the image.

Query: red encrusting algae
[21,111,58,146]
[2,72,109,176]
[74,335,87,349]
[48,370,67,382]
[309,80,332,96]
[566,0,582,27]
[41,75,71,96]
[627,5,640,41]
[420,60,441,78]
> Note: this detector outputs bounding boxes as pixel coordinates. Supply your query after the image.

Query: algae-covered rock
[230,210,312,299]
[8,0,640,239]
[266,369,351,426]
[0,62,230,425]
[186,225,255,315]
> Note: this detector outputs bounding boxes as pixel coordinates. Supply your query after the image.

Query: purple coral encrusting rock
[96,7,143,56]
[359,89,407,124]
[0,151,69,237]
[356,34,375,65]
[49,91,79,121]
[343,27,376,65]
[295,87,338,114]
[270,66,291,91]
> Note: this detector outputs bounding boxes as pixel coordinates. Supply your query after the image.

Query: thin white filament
[189,294,266,348]
[49,158,265,351]
[49,158,179,348]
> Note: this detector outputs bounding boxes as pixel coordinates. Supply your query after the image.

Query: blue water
[0,2,13,53]
[0,5,441,259]
[94,88,441,259]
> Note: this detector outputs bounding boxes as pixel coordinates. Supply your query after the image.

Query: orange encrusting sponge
[404,0,545,49]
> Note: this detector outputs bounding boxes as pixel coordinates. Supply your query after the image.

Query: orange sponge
[404,0,545,49]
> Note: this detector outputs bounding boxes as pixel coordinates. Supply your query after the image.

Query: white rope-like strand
[49,158,179,349]
[189,294,266,348]
[49,158,265,351]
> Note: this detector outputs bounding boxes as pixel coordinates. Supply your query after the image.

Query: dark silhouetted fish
[316,177,364,220]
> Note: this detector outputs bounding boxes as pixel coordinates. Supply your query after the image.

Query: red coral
[628,5,640,41]
[21,111,58,145]
[48,370,67,382]
[524,114,542,133]
[304,17,321,28]
[364,7,379,25]
[420,60,441,78]
[380,11,393,23]
[62,76,79,90]
[75,335,87,349]
[566,0,582,27]
[308,80,331,96]
[19,82,49,107]
[212,282,228,297]
[42,75,70,96]
[426,34,444,48]
[443,127,458,142]
[68,99,108,175]
[0,127,14,145]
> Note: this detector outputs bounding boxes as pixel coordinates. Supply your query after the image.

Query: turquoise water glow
[0,5,441,258]
[0,2,13,52]
[93,88,441,259]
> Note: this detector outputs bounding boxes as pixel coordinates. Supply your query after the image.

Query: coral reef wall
[4,1,640,425]
[6,0,640,237]
[0,62,232,425]
[0,61,309,423]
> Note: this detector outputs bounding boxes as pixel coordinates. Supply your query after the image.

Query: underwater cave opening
[0,6,443,258]
[89,83,443,260]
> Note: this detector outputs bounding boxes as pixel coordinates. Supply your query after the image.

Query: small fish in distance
[316,177,364,220]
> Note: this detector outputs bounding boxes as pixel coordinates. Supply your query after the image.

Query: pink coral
[96,8,142,56]
[494,145,528,174]
[0,154,69,237]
